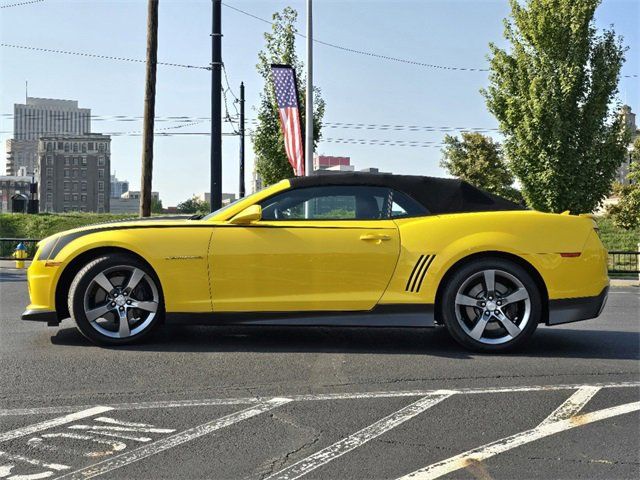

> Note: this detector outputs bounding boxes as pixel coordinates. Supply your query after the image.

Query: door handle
[360,233,392,242]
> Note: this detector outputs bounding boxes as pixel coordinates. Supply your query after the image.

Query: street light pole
[210,0,222,211]
[239,81,245,198]
[305,0,313,176]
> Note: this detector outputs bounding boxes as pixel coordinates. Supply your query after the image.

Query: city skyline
[1,0,638,205]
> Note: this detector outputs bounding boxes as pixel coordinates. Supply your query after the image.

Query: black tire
[68,254,164,346]
[440,257,541,352]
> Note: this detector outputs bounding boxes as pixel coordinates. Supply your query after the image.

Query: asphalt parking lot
[1,268,638,479]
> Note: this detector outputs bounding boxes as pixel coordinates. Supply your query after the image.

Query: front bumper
[22,309,59,326]
[547,286,609,326]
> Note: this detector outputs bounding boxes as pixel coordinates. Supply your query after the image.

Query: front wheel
[440,258,541,352]
[68,254,164,346]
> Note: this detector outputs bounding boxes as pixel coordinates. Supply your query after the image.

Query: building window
[64,169,69,178]
[46,155,53,165]
[64,193,70,202]
[64,157,70,166]
[64,142,70,152]
[98,169,104,178]
[46,193,53,202]
[73,183,78,192]
[81,194,87,203]
[72,194,79,202]
[98,193,105,203]
[46,180,52,190]
[81,157,87,166]
[72,170,78,178]
[98,143,105,153]
[46,142,53,152]
[98,156,105,166]
[98,181,104,191]
[73,157,78,166]
[88,142,94,151]
[73,143,79,153]
[46,167,53,176]
[81,143,87,153]
[81,182,87,192]
[81,169,87,178]
[57,142,63,150]
[64,182,70,191]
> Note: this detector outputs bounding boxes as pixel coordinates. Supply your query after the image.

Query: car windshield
[200,190,262,220]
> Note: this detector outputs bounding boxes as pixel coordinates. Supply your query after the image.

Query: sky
[1,0,638,206]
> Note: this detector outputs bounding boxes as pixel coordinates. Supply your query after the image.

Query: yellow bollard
[13,243,28,269]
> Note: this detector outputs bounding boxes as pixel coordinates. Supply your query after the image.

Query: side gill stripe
[405,255,425,291]
[409,255,430,292]
[414,255,435,293]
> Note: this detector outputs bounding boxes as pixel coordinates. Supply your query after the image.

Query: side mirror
[229,204,262,224]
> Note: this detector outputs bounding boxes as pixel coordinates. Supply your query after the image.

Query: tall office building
[6,97,91,175]
[37,134,111,213]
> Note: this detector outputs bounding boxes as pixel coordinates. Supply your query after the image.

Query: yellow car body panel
[23,177,608,330]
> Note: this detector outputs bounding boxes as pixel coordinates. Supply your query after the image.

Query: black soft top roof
[289,172,524,214]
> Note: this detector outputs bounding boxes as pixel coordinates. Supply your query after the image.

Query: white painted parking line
[54,398,292,480]
[0,407,113,443]
[537,386,601,428]
[2,381,638,417]
[396,400,640,480]
[265,392,454,480]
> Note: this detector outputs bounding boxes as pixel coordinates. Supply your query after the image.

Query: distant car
[22,173,609,351]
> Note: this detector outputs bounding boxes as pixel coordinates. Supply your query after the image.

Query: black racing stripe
[37,237,59,261]
[409,255,430,292]
[48,223,396,259]
[405,255,424,292]
[414,255,435,292]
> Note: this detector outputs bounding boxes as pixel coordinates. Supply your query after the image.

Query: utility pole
[140,0,159,218]
[305,0,313,176]
[210,0,223,212]
[239,82,245,198]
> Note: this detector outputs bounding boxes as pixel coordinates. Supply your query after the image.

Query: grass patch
[595,216,640,251]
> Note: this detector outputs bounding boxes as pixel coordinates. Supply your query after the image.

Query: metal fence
[0,238,39,260]
[608,251,640,277]
[1,238,639,277]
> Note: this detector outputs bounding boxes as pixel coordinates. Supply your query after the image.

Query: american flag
[271,64,304,176]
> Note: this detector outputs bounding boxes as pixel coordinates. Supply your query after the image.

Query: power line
[222,2,638,79]
[0,0,44,8]
[0,43,211,70]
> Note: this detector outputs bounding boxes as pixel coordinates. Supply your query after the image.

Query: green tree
[253,7,326,186]
[482,0,628,213]
[608,138,640,229]
[151,197,163,214]
[440,132,523,204]
[176,197,209,215]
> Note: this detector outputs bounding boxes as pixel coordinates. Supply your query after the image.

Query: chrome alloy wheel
[82,265,159,339]
[454,269,531,345]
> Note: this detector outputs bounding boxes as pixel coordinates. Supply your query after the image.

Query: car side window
[260,185,428,221]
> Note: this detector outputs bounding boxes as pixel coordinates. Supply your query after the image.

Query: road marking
[396,400,640,480]
[0,451,69,471]
[53,398,292,480]
[0,407,113,443]
[2,381,637,417]
[265,392,453,480]
[537,386,601,428]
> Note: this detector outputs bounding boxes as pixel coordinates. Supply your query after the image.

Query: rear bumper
[22,309,59,326]
[547,286,609,326]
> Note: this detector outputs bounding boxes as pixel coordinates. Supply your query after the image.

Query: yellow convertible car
[22,173,609,351]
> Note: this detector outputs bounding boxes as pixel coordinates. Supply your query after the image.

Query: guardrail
[1,238,639,277]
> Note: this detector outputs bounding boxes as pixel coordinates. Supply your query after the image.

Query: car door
[209,185,400,312]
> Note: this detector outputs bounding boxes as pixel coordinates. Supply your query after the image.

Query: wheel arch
[55,246,159,321]
[433,251,549,324]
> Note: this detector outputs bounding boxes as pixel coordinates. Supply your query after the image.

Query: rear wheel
[440,258,541,352]
[68,254,163,346]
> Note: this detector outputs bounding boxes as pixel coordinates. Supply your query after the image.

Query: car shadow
[50,323,640,361]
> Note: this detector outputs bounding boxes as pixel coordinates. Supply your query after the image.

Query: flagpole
[305,0,313,177]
